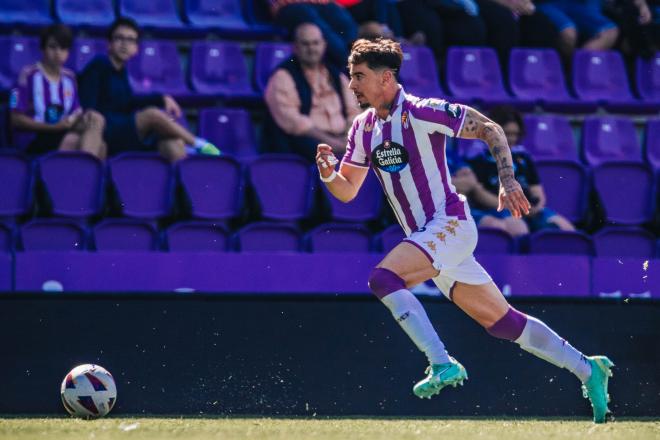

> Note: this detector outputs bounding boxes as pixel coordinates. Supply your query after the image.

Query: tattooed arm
[457,107,530,218]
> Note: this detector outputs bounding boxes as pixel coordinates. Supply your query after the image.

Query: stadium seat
[183,0,276,36]
[0,0,52,26]
[446,47,533,109]
[0,152,33,218]
[573,50,657,113]
[378,224,405,253]
[248,154,314,221]
[20,219,87,251]
[254,42,292,93]
[177,155,243,220]
[37,152,105,219]
[453,138,487,159]
[535,160,588,223]
[0,36,40,91]
[474,227,514,254]
[55,0,115,28]
[399,44,444,98]
[93,219,159,251]
[645,119,660,170]
[119,0,185,30]
[306,223,372,253]
[235,222,301,252]
[108,153,174,219]
[636,53,660,103]
[593,226,656,258]
[66,38,106,73]
[190,41,256,99]
[528,230,593,255]
[0,105,8,148]
[198,108,259,159]
[592,162,655,225]
[522,115,579,162]
[323,171,382,222]
[166,221,229,252]
[582,116,642,166]
[509,48,597,113]
[0,223,14,253]
[127,40,190,98]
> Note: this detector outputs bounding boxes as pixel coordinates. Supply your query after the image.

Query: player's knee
[368,267,405,300]
[486,307,528,341]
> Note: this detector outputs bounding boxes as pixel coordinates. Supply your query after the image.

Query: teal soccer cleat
[413,357,468,399]
[582,356,615,423]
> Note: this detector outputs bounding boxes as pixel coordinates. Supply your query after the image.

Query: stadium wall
[1,294,658,417]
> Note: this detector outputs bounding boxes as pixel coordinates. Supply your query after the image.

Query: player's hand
[54,109,82,130]
[316,144,339,180]
[163,95,182,118]
[498,180,531,219]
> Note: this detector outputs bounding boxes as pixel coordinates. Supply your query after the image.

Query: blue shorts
[471,208,511,226]
[525,207,561,232]
[537,0,617,40]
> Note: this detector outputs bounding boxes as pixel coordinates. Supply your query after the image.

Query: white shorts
[404,211,492,300]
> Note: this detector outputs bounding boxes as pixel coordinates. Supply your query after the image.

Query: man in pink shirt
[264,23,359,162]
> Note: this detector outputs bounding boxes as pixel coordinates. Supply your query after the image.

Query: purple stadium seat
[198,108,258,159]
[184,0,247,28]
[248,154,314,221]
[593,226,656,258]
[0,0,52,26]
[190,41,256,99]
[509,48,597,113]
[378,224,405,253]
[166,221,229,252]
[0,36,40,91]
[236,222,301,252]
[0,153,32,218]
[645,119,660,170]
[119,0,185,30]
[446,47,533,109]
[108,153,174,219]
[592,162,655,225]
[55,0,115,27]
[37,152,105,218]
[0,223,14,252]
[177,156,243,220]
[454,138,487,159]
[522,115,578,162]
[307,223,372,253]
[573,50,657,113]
[582,117,642,166]
[400,44,444,98]
[474,227,514,254]
[636,53,660,103]
[20,219,87,251]
[528,230,593,255]
[535,160,588,223]
[254,42,292,93]
[0,105,8,148]
[127,40,190,98]
[323,171,382,222]
[66,38,106,73]
[93,219,159,251]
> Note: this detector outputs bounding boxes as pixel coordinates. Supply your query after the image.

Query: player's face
[42,37,69,69]
[109,26,139,64]
[349,62,387,110]
[502,121,521,146]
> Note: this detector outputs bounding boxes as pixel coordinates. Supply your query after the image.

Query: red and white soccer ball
[60,364,117,419]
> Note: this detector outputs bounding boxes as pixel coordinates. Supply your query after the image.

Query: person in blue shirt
[78,17,219,161]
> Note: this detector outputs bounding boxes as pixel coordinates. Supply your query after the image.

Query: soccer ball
[60,364,117,418]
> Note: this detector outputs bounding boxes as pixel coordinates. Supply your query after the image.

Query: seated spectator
[606,0,657,59]
[78,17,218,162]
[10,24,106,159]
[467,105,575,235]
[264,23,360,162]
[337,0,402,40]
[268,0,358,69]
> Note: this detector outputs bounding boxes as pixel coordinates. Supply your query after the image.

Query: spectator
[606,0,657,59]
[78,17,218,162]
[337,0,402,40]
[264,23,360,162]
[9,24,106,159]
[268,0,358,69]
[467,105,575,235]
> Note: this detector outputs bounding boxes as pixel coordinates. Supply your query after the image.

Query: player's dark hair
[488,105,525,138]
[107,17,141,41]
[348,38,403,79]
[40,24,73,50]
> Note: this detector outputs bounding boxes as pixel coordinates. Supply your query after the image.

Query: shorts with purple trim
[404,212,492,300]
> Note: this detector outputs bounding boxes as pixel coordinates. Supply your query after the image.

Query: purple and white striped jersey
[9,63,80,123]
[342,87,467,236]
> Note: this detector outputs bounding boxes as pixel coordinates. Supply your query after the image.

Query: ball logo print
[60,364,117,419]
[371,141,409,173]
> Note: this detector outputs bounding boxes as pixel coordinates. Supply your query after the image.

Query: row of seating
[2,218,658,258]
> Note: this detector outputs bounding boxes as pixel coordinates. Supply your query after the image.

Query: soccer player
[316,38,613,423]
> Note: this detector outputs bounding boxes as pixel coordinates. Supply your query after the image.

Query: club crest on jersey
[401,110,409,129]
[371,140,409,173]
[364,121,374,132]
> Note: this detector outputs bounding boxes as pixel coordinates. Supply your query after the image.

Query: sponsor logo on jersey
[371,140,409,173]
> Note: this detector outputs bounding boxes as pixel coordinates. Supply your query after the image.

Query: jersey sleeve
[411,98,467,137]
[341,115,370,168]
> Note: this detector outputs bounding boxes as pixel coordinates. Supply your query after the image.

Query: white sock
[381,289,450,365]
[514,315,592,382]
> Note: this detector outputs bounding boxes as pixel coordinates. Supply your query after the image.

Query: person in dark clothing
[78,17,219,161]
